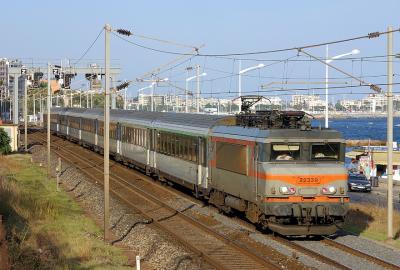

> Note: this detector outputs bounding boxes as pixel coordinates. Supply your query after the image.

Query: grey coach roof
[51,108,230,130]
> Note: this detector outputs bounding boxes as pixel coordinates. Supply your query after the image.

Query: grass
[0,154,132,270]
[344,202,400,249]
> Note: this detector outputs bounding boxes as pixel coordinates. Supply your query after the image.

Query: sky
[1,0,399,102]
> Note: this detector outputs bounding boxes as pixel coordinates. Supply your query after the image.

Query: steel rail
[272,236,352,270]
[29,131,282,270]
[322,237,400,270]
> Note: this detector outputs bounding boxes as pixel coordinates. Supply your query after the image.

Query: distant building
[339,99,362,111]
[138,94,166,107]
[265,96,282,106]
[6,59,23,95]
[291,94,324,110]
[0,58,9,97]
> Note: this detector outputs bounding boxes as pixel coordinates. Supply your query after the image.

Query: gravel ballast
[29,135,400,270]
[30,144,205,270]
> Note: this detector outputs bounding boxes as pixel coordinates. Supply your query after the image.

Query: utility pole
[196,65,200,113]
[90,76,93,108]
[238,60,242,112]
[70,89,73,107]
[13,74,19,125]
[24,76,28,152]
[33,93,36,124]
[185,74,189,113]
[387,25,394,239]
[104,23,111,243]
[39,93,42,124]
[124,88,127,110]
[151,81,155,112]
[325,45,329,128]
[47,63,51,177]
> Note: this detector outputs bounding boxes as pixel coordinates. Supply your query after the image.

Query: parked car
[348,173,371,192]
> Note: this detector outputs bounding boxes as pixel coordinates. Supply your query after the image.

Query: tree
[335,102,346,111]
[0,128,11,155]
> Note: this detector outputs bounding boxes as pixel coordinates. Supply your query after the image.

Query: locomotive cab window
[311,143,340,161]
[271,144,300,161]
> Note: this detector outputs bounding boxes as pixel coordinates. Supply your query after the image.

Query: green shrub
[0,128,11,154]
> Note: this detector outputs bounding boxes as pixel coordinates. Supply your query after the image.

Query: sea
[312,117,400,142]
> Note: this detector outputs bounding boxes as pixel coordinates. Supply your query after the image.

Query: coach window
[143,129,147,147]
[98,121,104,136]
[271,144,300,161]
[191,139,198,163]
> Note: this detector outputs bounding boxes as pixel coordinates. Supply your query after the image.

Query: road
[349,180,400,211]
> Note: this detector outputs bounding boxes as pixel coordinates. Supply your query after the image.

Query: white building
[265,96,282,106]
[291,94,324,110]
[138,94,166,107]
[339,99,362,111]
[0,58,9,97]
[360,93,400,112]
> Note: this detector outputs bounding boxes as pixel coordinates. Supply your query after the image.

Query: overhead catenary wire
[113,29,198,50]
[172,82,400,96]
[72,28,104,66]
[171,90,400,99]
[113,27,400,57]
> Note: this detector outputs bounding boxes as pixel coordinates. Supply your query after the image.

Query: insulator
[370,84,382,93]
[116,29,133,36]
[116,82,130,90]
[368,32,380,39]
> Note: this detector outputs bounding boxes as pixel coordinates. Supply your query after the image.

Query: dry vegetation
[345,202,400,249]
[0,155,132,269]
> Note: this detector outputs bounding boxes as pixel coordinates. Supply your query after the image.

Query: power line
[114,27,400,57]
[212,54,400,62]
[114,29,198,50]
[72,28,104,66]
[175,82,400,96]
[202,66,398,81]
[113,32,193,56]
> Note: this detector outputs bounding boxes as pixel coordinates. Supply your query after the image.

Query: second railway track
[29,130,284,270]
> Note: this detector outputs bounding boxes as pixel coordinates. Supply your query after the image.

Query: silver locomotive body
[47,108,349,235]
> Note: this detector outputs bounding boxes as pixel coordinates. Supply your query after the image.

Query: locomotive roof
[211,125,344,142]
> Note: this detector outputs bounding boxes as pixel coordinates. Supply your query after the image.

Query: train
[45,107,349,236]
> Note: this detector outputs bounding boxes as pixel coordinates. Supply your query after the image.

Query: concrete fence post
[136,255,141,270]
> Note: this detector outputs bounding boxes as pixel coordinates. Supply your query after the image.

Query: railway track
[321,237,400,270]
[271,236,352,270]
[28,130,400,270]
[28,131,284,270]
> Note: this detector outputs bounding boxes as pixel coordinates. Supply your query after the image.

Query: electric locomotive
[46,102,348,236]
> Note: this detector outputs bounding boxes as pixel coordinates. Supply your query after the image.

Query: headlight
[279,186,296,195]
[322,186,337,194]
[349,182,357,185]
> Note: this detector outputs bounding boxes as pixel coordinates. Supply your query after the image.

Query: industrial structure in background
[1,56,400,121]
